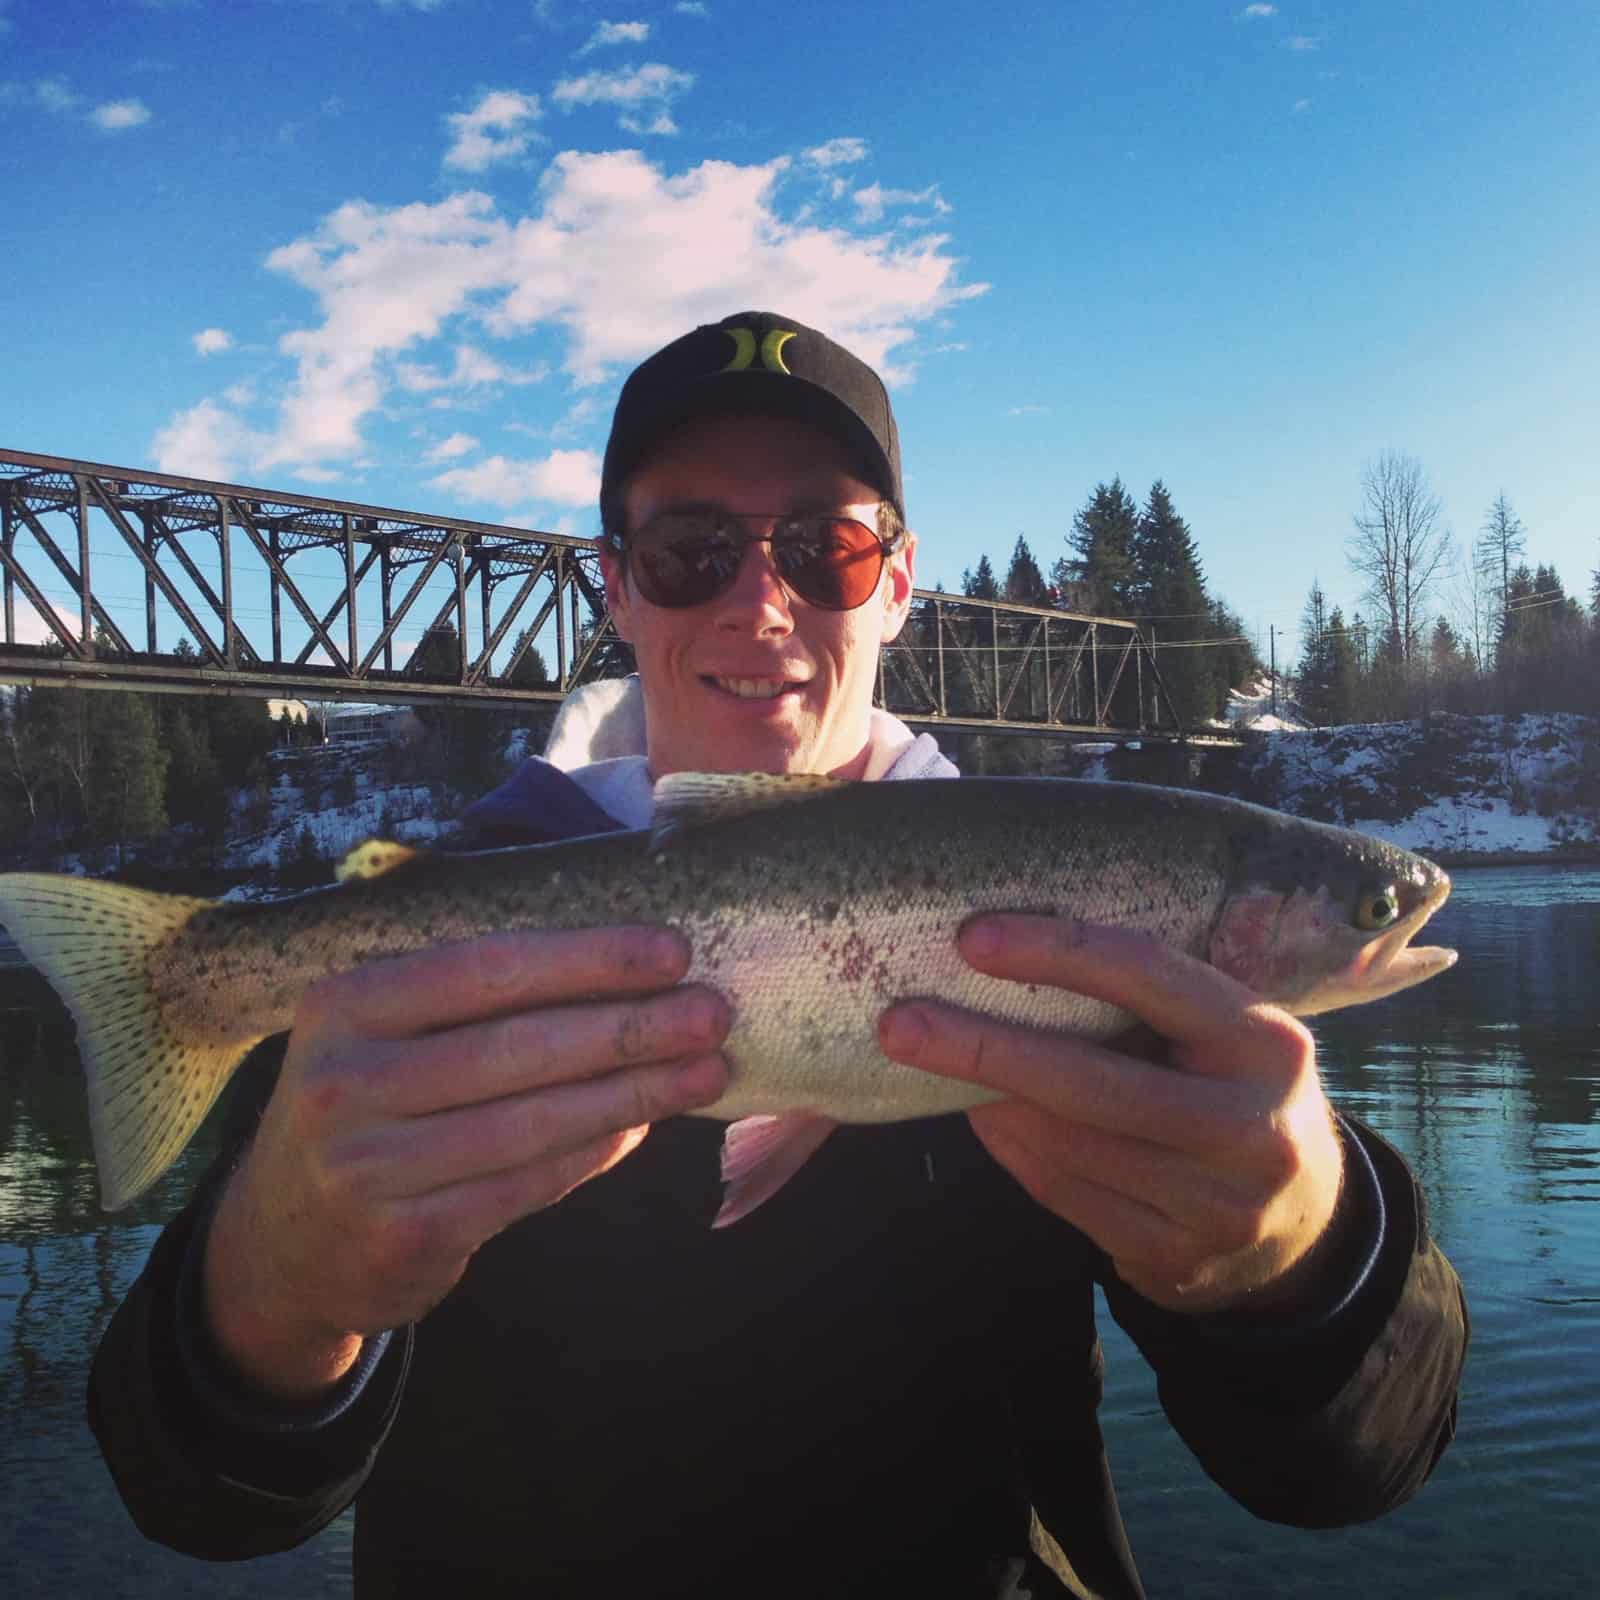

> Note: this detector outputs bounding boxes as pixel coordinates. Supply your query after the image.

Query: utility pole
[1269,624,1278,717]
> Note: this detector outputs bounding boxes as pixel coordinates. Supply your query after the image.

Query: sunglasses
[623,511,901,612]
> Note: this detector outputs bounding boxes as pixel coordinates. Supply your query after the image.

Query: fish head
[1209,820,1456,1016]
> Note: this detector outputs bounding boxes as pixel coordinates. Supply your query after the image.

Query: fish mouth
[1335,865,1457,1008]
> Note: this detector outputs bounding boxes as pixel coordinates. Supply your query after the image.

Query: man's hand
[879,914,1343,1316]
[204,925,729,1398]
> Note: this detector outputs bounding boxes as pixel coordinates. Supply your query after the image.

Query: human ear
[879,532,916,644]
[599,544,635,644]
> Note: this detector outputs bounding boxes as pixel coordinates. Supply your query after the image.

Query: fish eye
[1354,885,1400,931]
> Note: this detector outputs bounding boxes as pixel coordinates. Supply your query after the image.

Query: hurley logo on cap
[720,325,797,375]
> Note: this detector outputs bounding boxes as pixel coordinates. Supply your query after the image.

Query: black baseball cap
[600,311,904,532]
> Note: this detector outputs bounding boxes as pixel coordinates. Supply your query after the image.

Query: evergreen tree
[1002,536,1050,606]
[960,555,999,601]
[163,705,229,843]
[1427,617,1475,712]
[87,692,169,856]
[1324,607,1359,725]
[1498,563,1588,712]
[409,621,464,681]
[1203,599,1260,718]
[504,628,554,690]
[1296,581,1335,724]
[1055,479,1138,616]
[1133,482,1212,726]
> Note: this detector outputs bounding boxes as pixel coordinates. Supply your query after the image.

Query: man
[90,312,1467,1597]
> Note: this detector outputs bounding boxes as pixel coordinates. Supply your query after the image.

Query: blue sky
[3,0,1597,670]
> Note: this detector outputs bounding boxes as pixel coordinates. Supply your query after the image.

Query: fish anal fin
[712,1111,838,1229]
[336,839,421,884]
[653,772,850,831]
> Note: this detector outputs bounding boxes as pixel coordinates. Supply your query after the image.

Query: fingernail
[963,919,1002,960]
[880,1007,928,1060]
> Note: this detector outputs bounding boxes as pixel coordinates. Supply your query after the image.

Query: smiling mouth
[706,676,802,700]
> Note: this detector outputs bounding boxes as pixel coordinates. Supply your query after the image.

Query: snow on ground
[1241,710,1597,859]
[1221,675,1310,733]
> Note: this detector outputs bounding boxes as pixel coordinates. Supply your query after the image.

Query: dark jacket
[88,760,1468,1598]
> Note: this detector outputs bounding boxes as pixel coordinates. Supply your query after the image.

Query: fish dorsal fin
[651,771,851,829]
[336,839,421,883]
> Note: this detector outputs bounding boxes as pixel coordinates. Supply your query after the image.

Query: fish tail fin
[0,873,247,1210]
[712,1111,838,1229]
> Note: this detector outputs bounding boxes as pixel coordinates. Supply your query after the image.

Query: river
[2,865,1597,1595]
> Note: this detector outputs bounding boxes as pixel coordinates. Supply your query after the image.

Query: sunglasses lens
[773,519,884,610]
[630,518,744,607]
[626,515,885,610]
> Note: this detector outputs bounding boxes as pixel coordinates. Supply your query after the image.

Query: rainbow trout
[0,773,1456,1220]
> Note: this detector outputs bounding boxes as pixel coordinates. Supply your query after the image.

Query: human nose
[712,531,795,629]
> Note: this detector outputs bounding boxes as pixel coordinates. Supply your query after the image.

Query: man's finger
[298,925,691,1041]
[333,1052,729,1200]
[969,1100,1265,1248]
[957,914,1314,1078]
[364,985,730,1116]
[879,1001,1245,1153]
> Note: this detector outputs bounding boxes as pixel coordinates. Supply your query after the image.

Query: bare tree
[1347,452,1452,667]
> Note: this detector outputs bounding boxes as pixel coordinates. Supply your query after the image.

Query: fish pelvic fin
[712,1111,838,1229]
[0,873,252,1211]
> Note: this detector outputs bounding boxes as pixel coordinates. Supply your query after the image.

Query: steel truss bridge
[0,449,1202,743]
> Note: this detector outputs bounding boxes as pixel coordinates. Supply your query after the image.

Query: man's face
[599,412,915,779]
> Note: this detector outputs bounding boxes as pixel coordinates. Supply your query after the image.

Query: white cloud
[1293,98,1312,113]
[852,182,951,225]
[151,398,267,481]
[1005,404,1048,416]
[551,63,693,135]
[430,450,601,509]
[674,2,710,14]
[1238,4,1276,17]
[8,78,151,131]
[193,327,233,356]
[7,605,74,648]
[1287,35,1322,51]
[34,77,82,115]
[395,343,546,393]
[425,432,479,462]
[443,89,542,172]
[580,21,650,54]
[804,137,869,171]
[155,149,983,476]
[91,98,151,131]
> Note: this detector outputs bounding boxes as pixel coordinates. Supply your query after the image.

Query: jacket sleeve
[86,1045,414,1560]
[1100,1113,1468,1527]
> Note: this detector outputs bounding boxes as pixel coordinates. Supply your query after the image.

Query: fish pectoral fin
[712,1111,838,1229]
[652,771,851,833]
[336,839,422,883]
